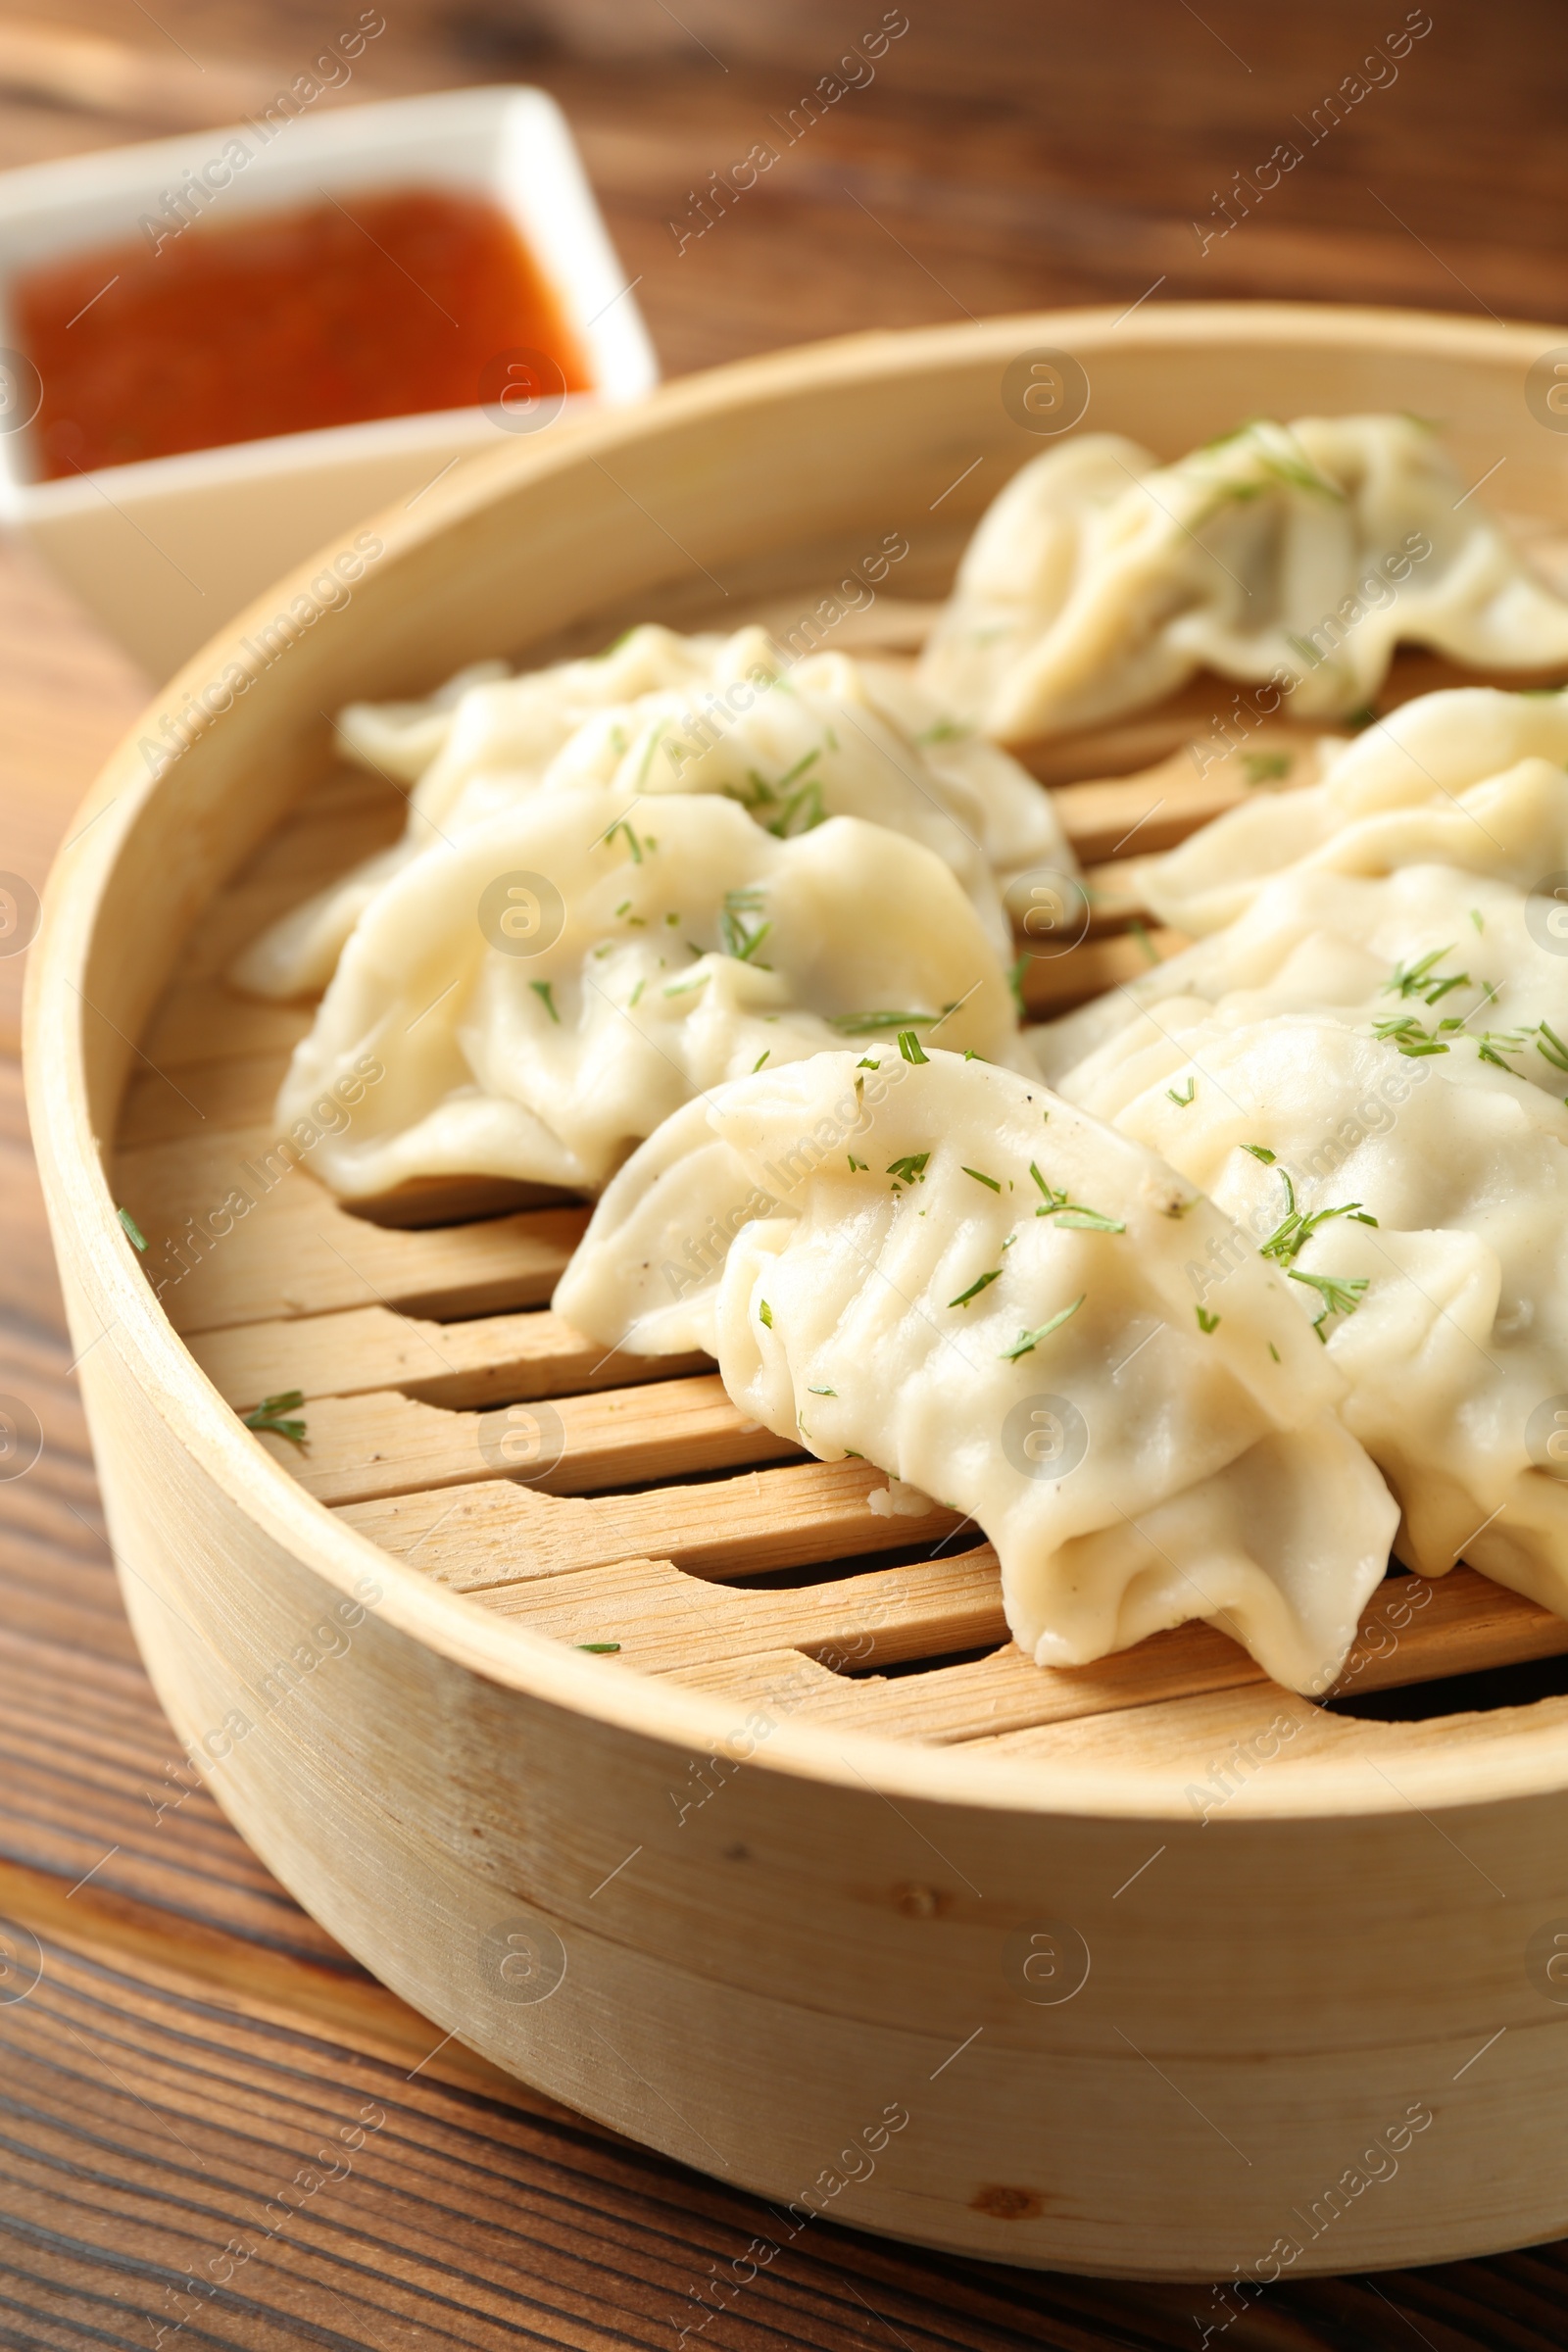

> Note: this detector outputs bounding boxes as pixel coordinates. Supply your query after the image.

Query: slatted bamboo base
[111,645,1568,1770]
[36,309,1568,2281]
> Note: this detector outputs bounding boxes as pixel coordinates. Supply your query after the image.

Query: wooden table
[3,4,1567,2340]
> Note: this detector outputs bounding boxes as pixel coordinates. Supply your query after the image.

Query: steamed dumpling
[919,417,1568,741]
[274,794,1020,1199]
[1068,1006,1568,1625]
[558,1050,1398,1691]
[1033,827,1568,1089]
[1140,686,1568,934]
[235,623,1072,998]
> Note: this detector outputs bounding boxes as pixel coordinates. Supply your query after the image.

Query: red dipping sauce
[16,186,593,479]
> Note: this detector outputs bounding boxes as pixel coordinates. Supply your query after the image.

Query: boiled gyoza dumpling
[274,793,1020,1199]
[1140,685,1568,934]
[1033,813,1568,1091]
[235,623,1072,998]
[558,1049,1398,1691]
[919,416,1568,742]
[1066,1005,1568,1632]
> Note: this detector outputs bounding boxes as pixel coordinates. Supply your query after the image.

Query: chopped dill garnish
[628,978,645,1006]
[1242,752,1292,785]
[530,979,560,1023]
[1268,1342,1281,1362]
[887,1152,930,1184]
[1385,945,1469,1004]
[1290,1268,1370,1337]
[1469,907,1485,933]
[949,1268,1002,1309]
[635,720,670,785]
[1371,1012,1453,1057]
[244,1390,308,1447]
[607,817,645,863]
[899,1030,929,1064]
[1242,1144,1275,1163]
[752,1049,770,1072]
[1257,1170,1377,1264]
[1196,1306,1220,1334]
[1127,918,1160,967]
[1029,1161,1126,1232]
[848,1153,866,1171]
[758,1300,773,1328]
[1006,954,1029,1016]
[720,886,772,965]
[962,1166,1002,1192]
[829,1010,938,1037]
[117,1206,147,1250]
[1001,1294,1085,1360]
[1539,1022,1568,1073]
[615,899,632,916]
[808,1384,837,1396]
[1166,1078,1197,1106]
[575,1642,621,1653]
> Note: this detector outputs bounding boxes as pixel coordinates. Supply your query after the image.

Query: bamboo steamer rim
[26,299,1568,1824]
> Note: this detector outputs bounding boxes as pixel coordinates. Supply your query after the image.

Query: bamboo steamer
[25,305,1568,2282]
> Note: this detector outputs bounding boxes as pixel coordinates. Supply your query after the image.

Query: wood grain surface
[5,0,1568,2338]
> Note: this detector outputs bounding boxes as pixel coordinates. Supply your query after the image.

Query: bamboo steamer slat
[25,305,1568,2279]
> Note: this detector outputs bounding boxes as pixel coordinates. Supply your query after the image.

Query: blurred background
[4,0,1564,374]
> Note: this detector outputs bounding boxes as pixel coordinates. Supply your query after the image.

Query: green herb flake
[849,1153,866,1171]
[1029,1160,1126,1233]
[808,1384,837,1396]
[244,1390,308,1448]
[1258,1170,1376,1266]
[1127,918,1160,967]
[1469,907,1485,933]
[575,1642,621,1653]
[949,1268,1002,1309]
[962,1166,1002,1192]
[1006,953,1029,1016]
[1539,1022,1568,1073]
[1385,946,1470,1006]
[530,979,561,1023]
[758,1300,773,1329]
[628,977,645,1007]
[829,1010,938,1038]
[887,1152,930,1185]
[1196,1306,1220,1334]
[1242,751,1293,786]
[751,1049,770,1073]
[1242,1144,1276,1163]
[1166,1078,1197,1107]
[118,1206,147,1250]
[1290,1267,1370,1337]
[1268,1342,1281,1362]
[1001,1294,1085,1361]
[898,1030,929,1064]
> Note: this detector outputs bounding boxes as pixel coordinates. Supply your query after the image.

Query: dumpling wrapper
[557,1050,1398,1692]
[1032,766,1568,1087]
[919,416,1568,742]
[1139,685,1568,935]
[1067,1005,1568,1625]
[274,793,1020,1199]
[236,623,1071,998]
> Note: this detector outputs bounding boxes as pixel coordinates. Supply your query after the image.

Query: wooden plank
[478,1548,1007,1671]
[113,1128,589,1331]
[662,1571,1568,1742]
[189,1301,708,1413]
[339,1457,962,1584]
[260,1374,803,1507]
[1020,922,1187,1017]
[1050,726,1326,861]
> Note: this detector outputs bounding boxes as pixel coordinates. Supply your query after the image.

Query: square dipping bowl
[0,84,659,679]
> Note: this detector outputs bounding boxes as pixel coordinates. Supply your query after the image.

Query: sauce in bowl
[16,186,592,479]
